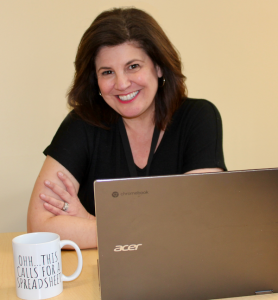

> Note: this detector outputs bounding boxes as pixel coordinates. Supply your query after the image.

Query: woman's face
[95,42,162,121]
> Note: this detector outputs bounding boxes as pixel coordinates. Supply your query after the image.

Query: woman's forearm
[28,214,97,249]
[27,156,97,249]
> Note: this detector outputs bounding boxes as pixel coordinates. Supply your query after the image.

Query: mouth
[117,90,139,102]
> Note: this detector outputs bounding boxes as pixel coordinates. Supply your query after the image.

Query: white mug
[12,232,83,300]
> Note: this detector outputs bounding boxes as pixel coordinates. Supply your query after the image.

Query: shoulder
[48,110,118,152]
[179,98,220,114]
[173,98,222,123]
[55,110,105,140]
[62,110,92,129]
[44,112,99,183]
[63,110,115,133]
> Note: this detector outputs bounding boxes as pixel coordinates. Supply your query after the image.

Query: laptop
[94,168,278,300]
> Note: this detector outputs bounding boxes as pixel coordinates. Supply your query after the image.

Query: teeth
[118,91,139,101]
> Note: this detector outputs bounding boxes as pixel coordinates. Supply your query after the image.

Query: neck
[122,114,155,134]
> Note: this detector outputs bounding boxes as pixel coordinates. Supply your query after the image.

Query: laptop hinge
[255,290,273,295]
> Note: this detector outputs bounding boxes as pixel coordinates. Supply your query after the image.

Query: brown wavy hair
[68,7,187,130]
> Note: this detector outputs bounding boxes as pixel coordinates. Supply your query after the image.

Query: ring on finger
[62,202,69,212]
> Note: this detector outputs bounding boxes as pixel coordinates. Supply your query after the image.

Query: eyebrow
[97,59,144,73]
[126,59,144,65]
[97,66,111,73]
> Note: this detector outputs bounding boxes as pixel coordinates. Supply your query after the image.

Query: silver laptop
[94,168,278,300]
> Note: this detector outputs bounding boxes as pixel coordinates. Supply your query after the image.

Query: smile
[118,91,139,101]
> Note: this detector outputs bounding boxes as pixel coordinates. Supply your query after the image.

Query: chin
[118,109,143,119]
[120,114,139,119]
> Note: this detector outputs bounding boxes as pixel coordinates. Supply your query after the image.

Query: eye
[129,64,139,70]
[102,70,113,75]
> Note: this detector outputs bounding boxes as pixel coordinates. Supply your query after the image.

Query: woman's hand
[39,171,94,220]
[28,156,97,249]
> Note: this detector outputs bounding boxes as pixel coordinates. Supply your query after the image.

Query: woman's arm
[186,168,223,174]
[27,155,97,249]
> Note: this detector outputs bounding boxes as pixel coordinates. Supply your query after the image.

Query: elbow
[27,216,39,233]
[27,207,37,233]
[27,211,34,233]
[27,219,51,234]
[27,210,50,234]
[27,221,36,233]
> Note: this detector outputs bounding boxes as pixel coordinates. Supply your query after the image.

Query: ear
[156,65,163,78]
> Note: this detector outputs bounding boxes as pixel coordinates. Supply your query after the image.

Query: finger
[44,180,70,202]
[40,193,64,210]
[57,172,77,197]
[43,202,68,216]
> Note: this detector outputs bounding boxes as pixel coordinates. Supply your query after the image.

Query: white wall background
[1,0,278,232]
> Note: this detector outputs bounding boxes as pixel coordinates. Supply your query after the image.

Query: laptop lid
[94,168,278,300]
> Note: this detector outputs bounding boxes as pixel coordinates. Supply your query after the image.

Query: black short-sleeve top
[44,98,227,215]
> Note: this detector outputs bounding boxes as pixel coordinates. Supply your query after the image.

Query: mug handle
[60,240,83,281]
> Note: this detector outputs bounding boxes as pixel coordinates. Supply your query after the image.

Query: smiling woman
[27,7,226,249]
[95,43,162,120]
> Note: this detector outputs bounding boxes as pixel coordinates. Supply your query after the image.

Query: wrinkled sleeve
[182,100,227,172]
[43,112,90,184]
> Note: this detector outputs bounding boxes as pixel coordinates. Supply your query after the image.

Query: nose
[114,72,131,91]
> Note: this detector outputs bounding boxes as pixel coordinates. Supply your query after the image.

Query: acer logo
[114,244,142,252]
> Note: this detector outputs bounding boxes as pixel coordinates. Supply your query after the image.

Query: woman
[27,7,226,249]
